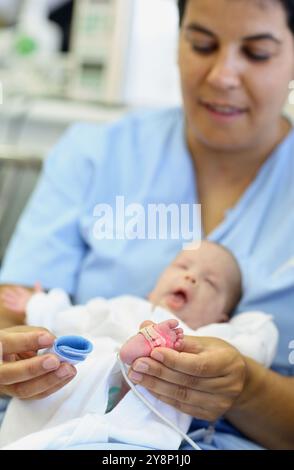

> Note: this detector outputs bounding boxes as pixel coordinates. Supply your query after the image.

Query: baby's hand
[120,319,184,365]
[0,282,43,314]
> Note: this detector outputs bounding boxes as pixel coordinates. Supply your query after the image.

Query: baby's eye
[204,277,217,288]
[175,262,188,270]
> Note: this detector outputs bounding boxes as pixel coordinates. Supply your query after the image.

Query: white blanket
[0,293,278,450]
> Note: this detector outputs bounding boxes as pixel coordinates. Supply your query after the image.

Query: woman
[127,0,294,449]
[0,326,76,399]
[0,0,294,449]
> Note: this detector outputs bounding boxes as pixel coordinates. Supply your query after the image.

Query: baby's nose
[184,274,196,284]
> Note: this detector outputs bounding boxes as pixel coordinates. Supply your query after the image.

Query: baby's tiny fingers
[174,340,184,350]
[175,328,183,334]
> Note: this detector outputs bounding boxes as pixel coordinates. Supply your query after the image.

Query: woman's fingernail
[129,371,143,382]
[38,334,54,347]
[133,361,149,373]
[55,365,76,379]
[42,357,60,370]
[151,350,164,362]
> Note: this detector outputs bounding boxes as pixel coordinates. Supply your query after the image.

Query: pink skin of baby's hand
[120,319,184,365]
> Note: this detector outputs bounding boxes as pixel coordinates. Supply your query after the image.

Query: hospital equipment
[43,323,204,449]
[0,97,126,263]
[118,353,203,451]
[69,0,133,103]
[48,335,93,365]
[139,324,175,349]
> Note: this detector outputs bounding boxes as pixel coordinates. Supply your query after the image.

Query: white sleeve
[26,289,111,337]
[195,311,279,368]
[26,293,147,340]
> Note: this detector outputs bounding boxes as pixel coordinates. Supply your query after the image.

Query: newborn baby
[1,241,242,366]
[120,241,242,363]
[0,241,278,450]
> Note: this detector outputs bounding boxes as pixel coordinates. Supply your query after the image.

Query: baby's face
[149,242,240,329]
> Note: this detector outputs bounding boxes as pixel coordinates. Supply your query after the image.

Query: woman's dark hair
[177,0,294,35]
[178,0,187,26]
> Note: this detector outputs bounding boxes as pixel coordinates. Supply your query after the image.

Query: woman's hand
[0,326,76,399]
[128,336,247,421]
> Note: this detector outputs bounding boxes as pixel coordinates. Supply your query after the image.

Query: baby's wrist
[139,325,167,350]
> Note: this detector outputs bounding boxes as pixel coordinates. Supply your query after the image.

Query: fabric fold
[49,335,93,365]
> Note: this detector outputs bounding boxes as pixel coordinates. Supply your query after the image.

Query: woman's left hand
[128,336,247,421]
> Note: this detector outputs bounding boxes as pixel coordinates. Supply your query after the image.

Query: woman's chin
[189,121,251,152]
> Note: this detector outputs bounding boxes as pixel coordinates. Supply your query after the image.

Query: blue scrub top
[1,107,294,376]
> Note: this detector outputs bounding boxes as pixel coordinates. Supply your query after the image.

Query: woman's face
[178,0,294,152]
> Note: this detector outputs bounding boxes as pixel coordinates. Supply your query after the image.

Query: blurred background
[0,0,181,262]
[0,0,293,262]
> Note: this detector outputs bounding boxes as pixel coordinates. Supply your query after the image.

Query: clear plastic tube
[117,354,202,451]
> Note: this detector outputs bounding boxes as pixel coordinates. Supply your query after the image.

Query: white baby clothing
[0,292,278,450]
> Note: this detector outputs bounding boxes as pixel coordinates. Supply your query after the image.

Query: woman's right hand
[0,326,76,399]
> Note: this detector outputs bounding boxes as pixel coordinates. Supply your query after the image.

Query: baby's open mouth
[165,289,188,311]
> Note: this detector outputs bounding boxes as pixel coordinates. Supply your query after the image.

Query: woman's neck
[187,116,291,186]
[186,117,292,236]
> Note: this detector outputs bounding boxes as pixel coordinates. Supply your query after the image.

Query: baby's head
[149,241,242,330]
